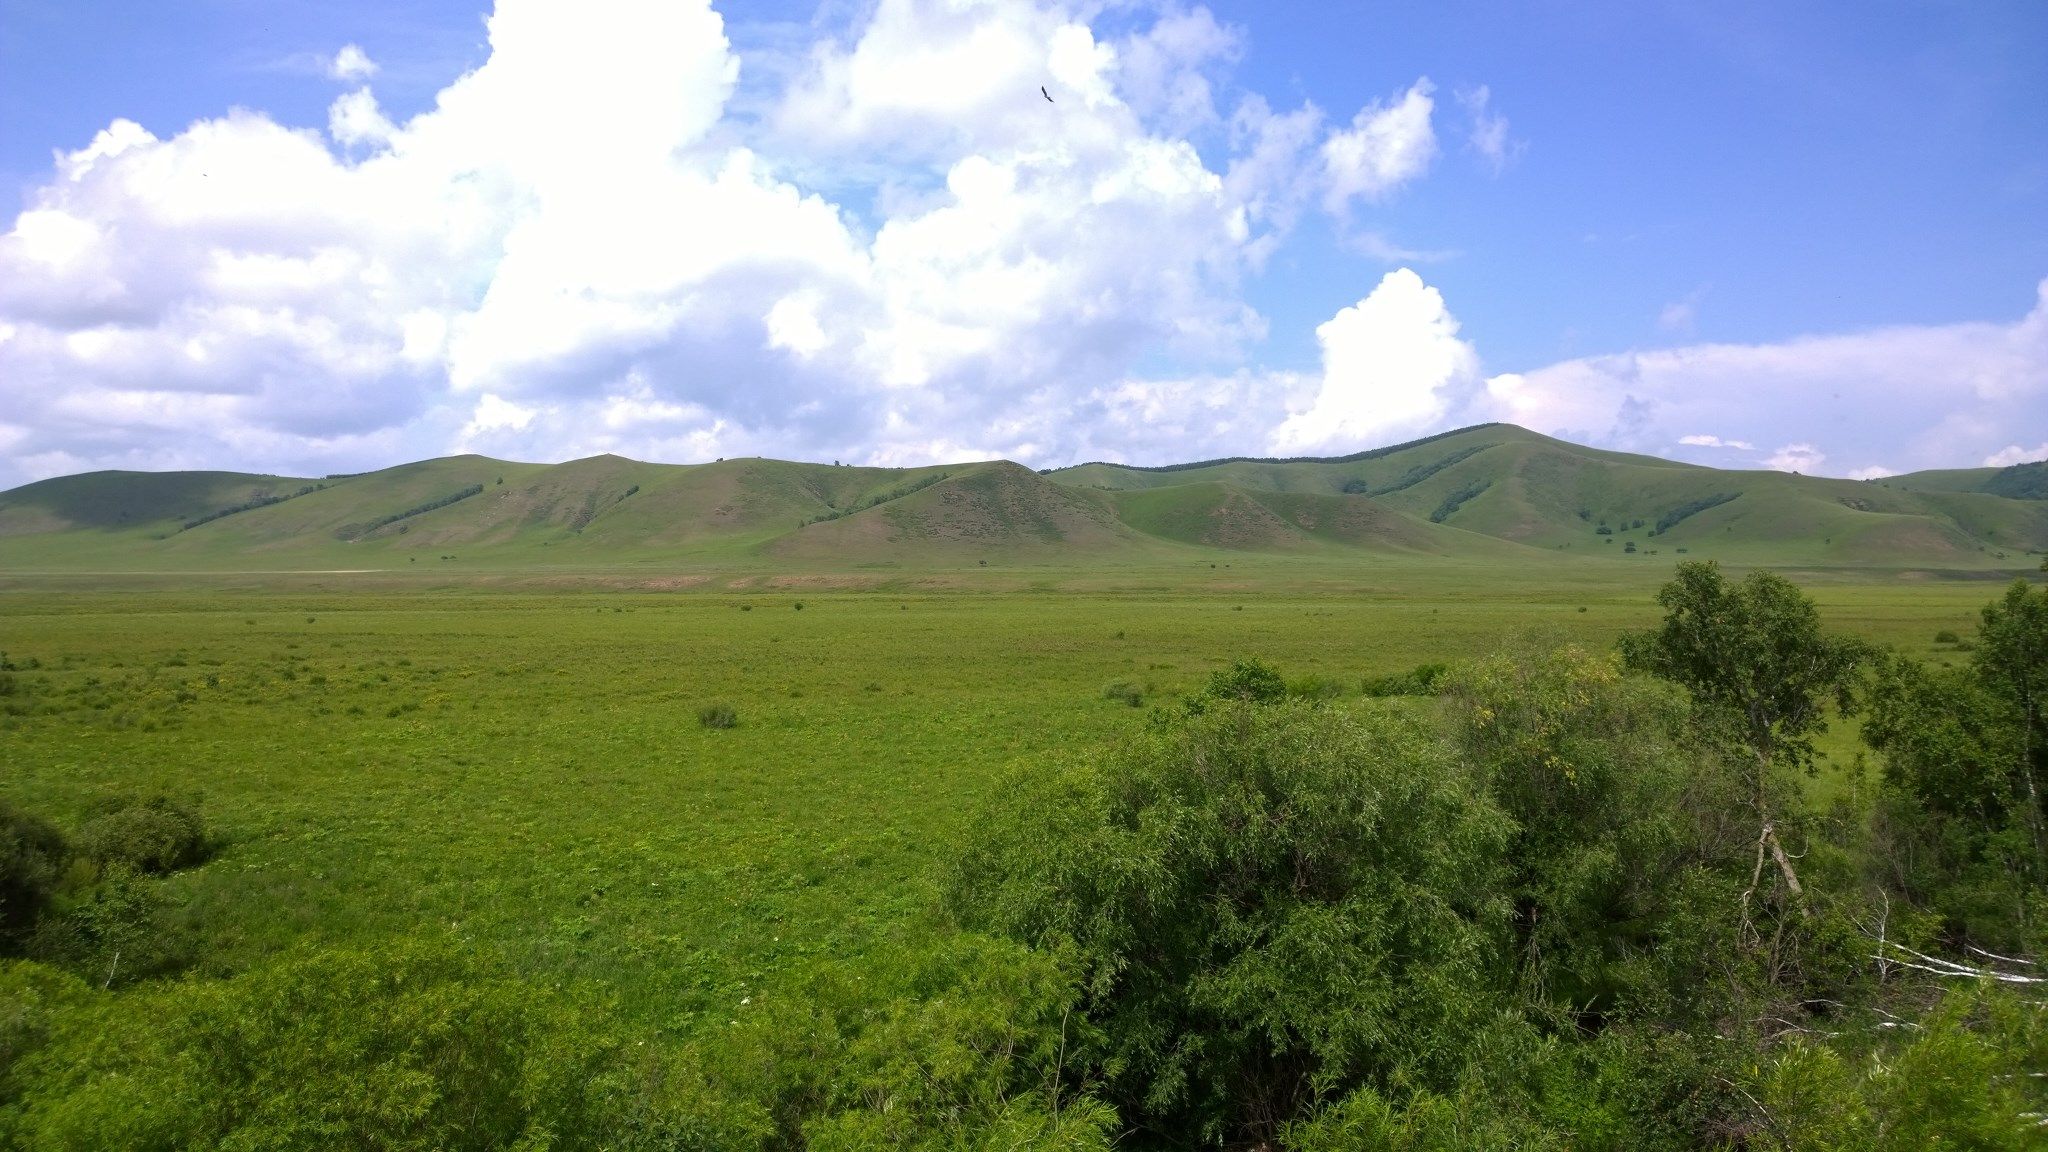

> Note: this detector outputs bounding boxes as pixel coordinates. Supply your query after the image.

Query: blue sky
[1,0,2042,486]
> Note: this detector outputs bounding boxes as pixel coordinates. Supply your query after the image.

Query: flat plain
[0,558,2008,1038]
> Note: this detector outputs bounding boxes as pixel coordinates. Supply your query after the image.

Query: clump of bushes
[1101,681,1144,708]
[1933,628,1960,644]
[1359,662,1449,697]
[1200,657,1286,704]
[698,703,738,729]
[1,800,67,953]
[948,699,1511,1147]
[1,795,208,985]
[75,795,208,876]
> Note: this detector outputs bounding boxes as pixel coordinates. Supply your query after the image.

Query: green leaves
[1620,561,1866,773]
[948,701,1514,1146]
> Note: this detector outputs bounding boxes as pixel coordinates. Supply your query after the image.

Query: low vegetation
[2,565,2045,1146]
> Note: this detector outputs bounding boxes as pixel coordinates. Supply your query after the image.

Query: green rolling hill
[1,424,2042,571]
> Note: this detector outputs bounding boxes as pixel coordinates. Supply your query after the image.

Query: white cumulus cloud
[1271,268,1478,453]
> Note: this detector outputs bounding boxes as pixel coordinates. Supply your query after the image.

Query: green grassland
[0,564,2015,1032]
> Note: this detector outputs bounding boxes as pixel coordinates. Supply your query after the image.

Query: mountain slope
[1,425,2042,570]
[767,461,1143,561]
[1050,426,2048,567]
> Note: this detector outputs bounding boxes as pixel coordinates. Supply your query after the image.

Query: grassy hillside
[1051,424,2048,569]
[3,424,2043,571]
[769,460,1144,562]
[1891,459,2048,499]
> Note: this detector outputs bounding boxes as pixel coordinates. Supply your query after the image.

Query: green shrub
[27,864,189,985]
[1,802,67,954]
[1933,629,1960,644]
[1101,681,1143,708]
[1360,661,1449,697]
[710,936,1114,1151]
[698,703,738,729]
[74,797,207,877]
[0,941,620,1151]
[1286,673,1346,700]
[1200,657,1286,704]
[948,701,1514,1146]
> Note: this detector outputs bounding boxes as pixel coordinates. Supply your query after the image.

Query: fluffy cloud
[1271,269,1479,453]
[1321,80,1437,212]
[1678,434,1754,450]
[10,0,1452,486]
[1479,280,2048,476]
[6,0,2034,492]
[1986,443,2048,468]
[329,44,378,82]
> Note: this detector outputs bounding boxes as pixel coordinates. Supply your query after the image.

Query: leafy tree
[1973,579,2048,867]
[1620,562,1865,916]
[948,700,1515,1146]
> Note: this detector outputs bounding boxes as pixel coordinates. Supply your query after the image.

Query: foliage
[1620,561,1866,775]
[1647,495,1740,536]
[1360,662,1448,698]
[708,935,1113,1151]
[1447,645,1723,1016]
[1367,444,1493,497]
[802,471,949,525]
[1429,479,1491,523]
[27,862,189,986]
[1973,579,2048,859]
[1100,681,1143,708]
[74,794,208,876]
[1,941,618,1151]
[179,483,323,532]
[1747,983,2048,1151]
[947,701,1515,1146]
[334,484,485,541]
[1198,656,1286,705]
[697,702,738,729]
[1866,590,2048,948]
[0,803,65,955]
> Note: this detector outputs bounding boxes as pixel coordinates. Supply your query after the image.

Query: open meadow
[0,560,2009,1030]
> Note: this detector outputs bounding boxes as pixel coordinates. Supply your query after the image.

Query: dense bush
[948,700,1515,1146]
[1360,661,1449,697]
[1198,656,1286,705]
[0,802,66,954]
[75,795,208,875]
[1100,681,1143,707]
[0,942,615,1150]
[27,863,189,985]
[1448,645,1725,1017]
[704,935,1114,1151]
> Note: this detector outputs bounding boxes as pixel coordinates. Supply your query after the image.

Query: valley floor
[0,562,2006,1029]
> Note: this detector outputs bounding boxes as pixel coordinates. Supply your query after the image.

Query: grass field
[0,560,2020,1046]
